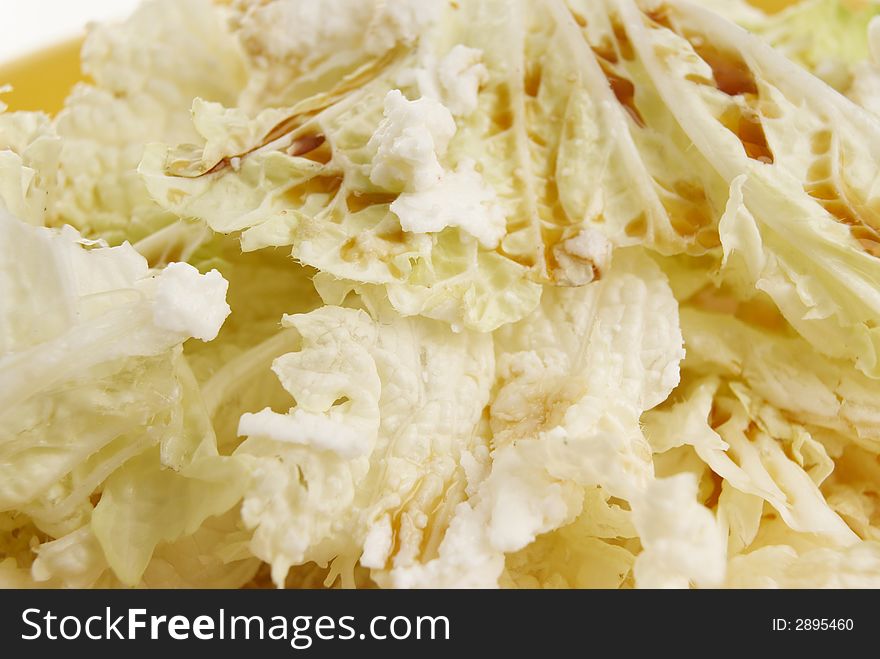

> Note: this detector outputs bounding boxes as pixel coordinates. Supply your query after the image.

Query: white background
[0,0,141,62]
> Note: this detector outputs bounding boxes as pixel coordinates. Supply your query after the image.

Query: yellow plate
[0,37,84,115]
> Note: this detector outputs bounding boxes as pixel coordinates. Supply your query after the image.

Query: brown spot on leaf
[524,62,543,98]
[610,15,634,61]
[645,5,674,31]
[597,60,645,128]
[345,191,398,214]
[489,83,514,133]
[591,37,619,64]
[692,42,758,97]
[625,213,648,237]
[289,133,326,157]
[719,105,774,163]
[282,175,342,207]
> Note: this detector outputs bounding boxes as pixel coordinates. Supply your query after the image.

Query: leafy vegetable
[0,208,242,586]
[52,0,247,244]
[236,305,495,586]
[4,0,880,589]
